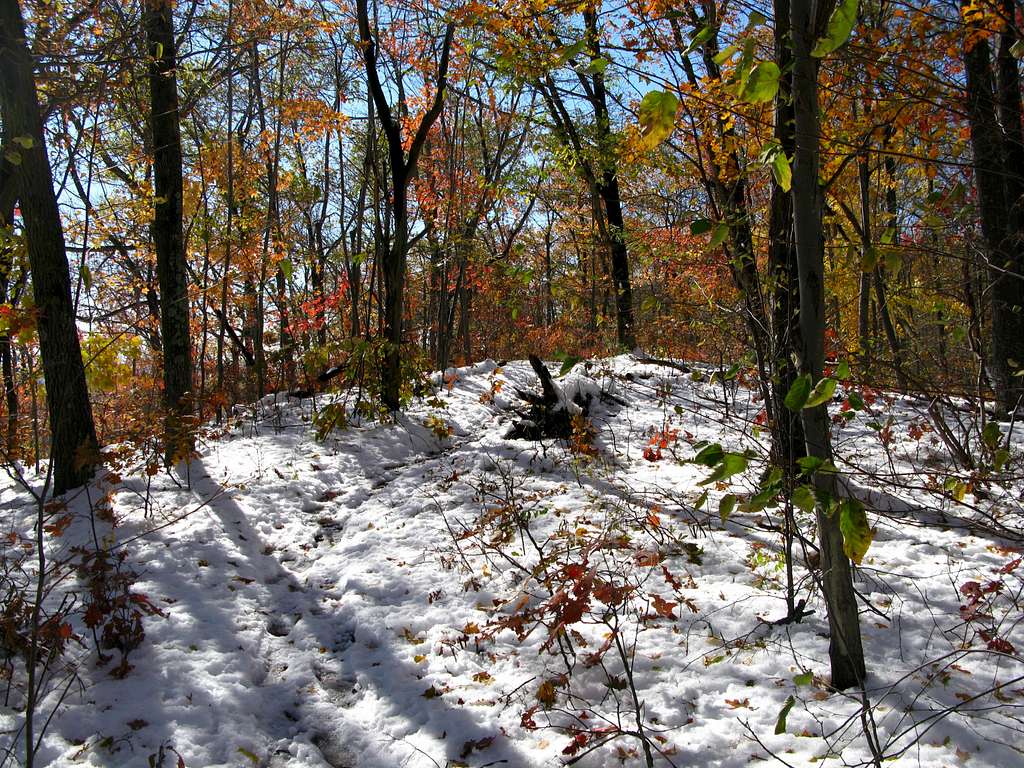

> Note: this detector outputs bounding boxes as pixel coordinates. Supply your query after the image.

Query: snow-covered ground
[2,356,1022,767]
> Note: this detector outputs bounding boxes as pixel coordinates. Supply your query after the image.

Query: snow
[1,355,1022,767]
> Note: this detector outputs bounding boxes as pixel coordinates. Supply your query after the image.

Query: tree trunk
[357,0,452,410]
[585,8,635,349]
[963,4,1024,414]
[791,0,866,690]
[677,17,775,425]
[856,153,873,360]
[0,0,98,493]
[769,0,807,480]
[382,179,408,409]
[145,0,194,460]
[0,154,20,456]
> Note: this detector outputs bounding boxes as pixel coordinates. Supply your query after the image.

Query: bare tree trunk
[768,0,807,623]
[216,0,235,421]
[856,152,873,361]
[0,155,21,455]
[356,0,452,410]
[145,0,194,459]
[0,0,98,493]
[963,1,1024,414]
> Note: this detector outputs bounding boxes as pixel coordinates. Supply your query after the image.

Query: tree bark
[145,0,194,459]
[963,4,1024,414]
[768,0,807,572]
[0,139,20,455]
[356,0,452,410]
[0,0,98,494]
[583,8,635,349]
[790,0,866,689]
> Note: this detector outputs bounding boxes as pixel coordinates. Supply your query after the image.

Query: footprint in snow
[267,614,299,637]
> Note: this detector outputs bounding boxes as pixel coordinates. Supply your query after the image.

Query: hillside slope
[2,356,1021,768]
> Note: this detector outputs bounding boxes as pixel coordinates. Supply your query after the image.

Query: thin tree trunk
[356,0,452,410]
[856,152,873,360]
[791,0,866,690]
[216,0,234,421]
[768,0,807,623]
[0,157,20,455]
[145,0,194,460]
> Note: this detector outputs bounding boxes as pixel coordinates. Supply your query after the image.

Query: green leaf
[237,748,260,766]
[683,25,714,55]
[495,52,516,74]
[692,442,724,467]
[784,373,812,411]
[558,355,582,377]
[797,455,824,475]
[860,247,879,271]
[719,493,736,522]
[700,452,748,486]
[982,421,1002,450]
[775,695,796,734]
[80,263,92,292]
[846,391,865,410]
[836,360,851,379]
[709,223,730,249]
[743,486,777,512]
[637,90,679,150]
[838,498,873,565]
[558,39,587,63]
[641,295,661,313]
[793,671,814,686]
[804,377,837,408]
[758,141,792,191]
[713,44,739,66]
[586,56,609,74]
[154,42,164,61]
[736,37,756,86]
[12,135,34,149]
[737,61,780,103]
[994,448,1010,471]
[690,218,713,236]
[772,150,792,191]
[279,258,293,281]
[883,248,902,273]
[4,150,21,166]
[746,11,767,28]
[792,485,816,512]
[811,0,859,58]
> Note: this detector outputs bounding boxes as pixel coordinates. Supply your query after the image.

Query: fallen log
[630,352,691,373]
[507,356,579,440]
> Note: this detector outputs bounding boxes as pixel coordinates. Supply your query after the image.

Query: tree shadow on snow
[178,459,530,768]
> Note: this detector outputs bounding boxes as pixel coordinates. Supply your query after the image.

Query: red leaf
[980,630,1016,654]
[562,732,588,756]
[651,594,678,619]
[634,550,661,567]
[999,557,1022,575]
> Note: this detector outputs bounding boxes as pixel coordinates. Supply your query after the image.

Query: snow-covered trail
[103,383,556,768]
[115,416,529,768]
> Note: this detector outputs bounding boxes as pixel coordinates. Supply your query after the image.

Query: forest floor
[2,356,1023,768]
